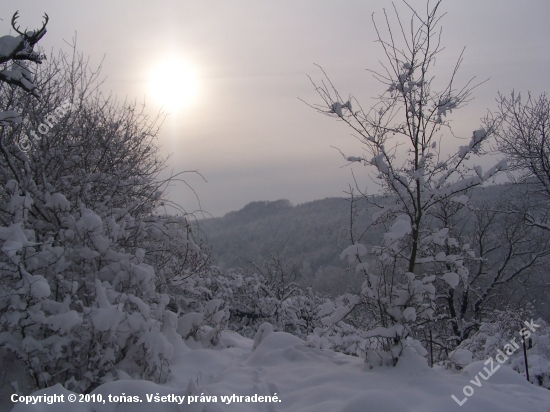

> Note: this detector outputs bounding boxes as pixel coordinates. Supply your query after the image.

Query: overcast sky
[3,0,550,217]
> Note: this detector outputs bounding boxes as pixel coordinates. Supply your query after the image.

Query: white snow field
[9,329,550,412]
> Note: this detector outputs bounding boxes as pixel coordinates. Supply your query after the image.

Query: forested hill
[195,184,509,294]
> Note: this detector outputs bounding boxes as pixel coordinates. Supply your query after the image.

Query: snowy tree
[490,93,550,195]
[487,92,550,230]
[470,91,550,343]
[421,190,550,363]
[307,0,507,365]
[0,43,213,395]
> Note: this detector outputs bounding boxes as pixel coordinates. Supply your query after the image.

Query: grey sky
[3,0,550,217]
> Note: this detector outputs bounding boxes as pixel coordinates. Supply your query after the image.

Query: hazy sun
[149,58,198,111]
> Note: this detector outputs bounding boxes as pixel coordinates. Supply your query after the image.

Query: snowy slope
[10,330,550,412]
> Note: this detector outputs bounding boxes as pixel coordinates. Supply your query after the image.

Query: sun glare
[149,58,198,112]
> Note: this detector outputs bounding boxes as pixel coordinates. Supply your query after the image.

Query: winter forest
[2,0,550,411]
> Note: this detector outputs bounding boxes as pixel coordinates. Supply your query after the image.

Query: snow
[343,101,352,112]
[451,195,469,205]
[320,306,350,326]
[0,110,22,124]
[26,274,50,299]
[331,102,343,117]
[44,193,70,211]
[383,215,411,249]
[91,280,124,332]
[442,272,460,289]
[76,208,103,234]
[354,261,369,274]
[251,323,274,351]
[9,330,550,412]
[402,307,417,322]
[177,312,205,339]
[449,348,473,367]
[0,35,22,60]
[346,156,362,162]
[370,154,389,175]
[339,243,367,264]
[430,228,448,246]
[482,159,507,181]
[1,69,34,90]
[0,222,32,264]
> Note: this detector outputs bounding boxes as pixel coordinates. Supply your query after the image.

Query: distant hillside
[194,184,515,294]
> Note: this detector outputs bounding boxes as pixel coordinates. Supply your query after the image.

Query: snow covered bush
[142,259,327,351]
[449,309,550,389]
[199,266,324,340]
[0,190,211,393]
[446,307,534,368]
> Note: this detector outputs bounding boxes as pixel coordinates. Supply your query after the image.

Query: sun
[149,58,198,111]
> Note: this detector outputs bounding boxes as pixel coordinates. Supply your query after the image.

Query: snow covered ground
[9,329,550,412]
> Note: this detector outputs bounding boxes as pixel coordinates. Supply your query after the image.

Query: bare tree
[487,92,550,230]
[490,93,550,193]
